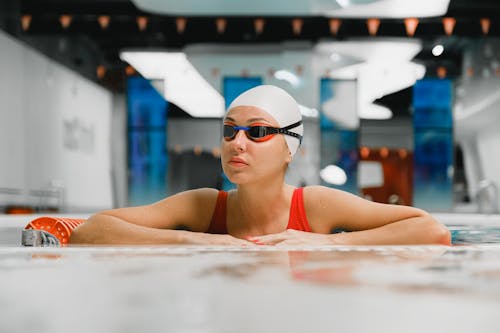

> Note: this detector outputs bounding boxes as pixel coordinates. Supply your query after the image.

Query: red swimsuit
[207,187,311,234]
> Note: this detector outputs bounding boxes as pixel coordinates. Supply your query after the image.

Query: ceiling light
[336,0,351,8]
[274,70,301,87]
[131,0,449,17]
[432,44,444,56]
[336,0,352,8]
[120,51,225,118]
[21,15,32,31]
[325,0,450,18]
[358,103,393,120]
[299,105,319,118]
[320,165,347,185]
[329,19,342,36]
[442,17,456,36]
[330,53,342,62]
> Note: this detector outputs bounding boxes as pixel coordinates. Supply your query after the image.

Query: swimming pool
[1,213,500,333]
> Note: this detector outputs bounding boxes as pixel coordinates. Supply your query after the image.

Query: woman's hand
[246,229,338,246]
[181,231,257,246]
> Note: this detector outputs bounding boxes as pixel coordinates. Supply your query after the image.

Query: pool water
[450,225,500,244]
[1,214,500,333]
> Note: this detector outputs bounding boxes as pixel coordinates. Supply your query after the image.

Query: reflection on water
[0,245,500,333]
[449,225,500,245]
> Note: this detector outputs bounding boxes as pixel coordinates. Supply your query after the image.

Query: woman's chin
[225,173,250,185]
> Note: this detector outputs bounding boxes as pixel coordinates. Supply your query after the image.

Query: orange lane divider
[24,217,86,245]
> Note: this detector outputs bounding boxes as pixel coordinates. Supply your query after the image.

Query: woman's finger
[247,233,287,245]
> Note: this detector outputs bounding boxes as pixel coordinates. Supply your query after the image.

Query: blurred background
[0,0,499,215]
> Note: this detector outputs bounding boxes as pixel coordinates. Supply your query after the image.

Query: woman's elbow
[424,214,451,246]
[69,223,87,244]
[69,214,100,244]
[435,224,452,245]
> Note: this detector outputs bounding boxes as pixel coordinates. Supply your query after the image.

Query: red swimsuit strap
[287,187,312,232]
[207,190,228,234]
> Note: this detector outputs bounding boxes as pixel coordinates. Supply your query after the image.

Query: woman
[70,85,451,246]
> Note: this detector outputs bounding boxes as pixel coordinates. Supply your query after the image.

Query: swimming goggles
[223,121,303,143]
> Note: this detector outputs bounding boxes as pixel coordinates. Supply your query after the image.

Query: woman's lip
[228,158,248,166]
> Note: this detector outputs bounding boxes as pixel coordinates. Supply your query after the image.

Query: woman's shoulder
[302,185,362,199]
[182,187,222,205]
[301,185,367,232]
[302,185,345,199]
[154,188,221,213]
[154,188,223,232]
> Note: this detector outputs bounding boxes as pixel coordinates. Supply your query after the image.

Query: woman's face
[221,106,291,185]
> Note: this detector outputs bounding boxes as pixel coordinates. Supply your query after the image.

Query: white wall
[0,30,113,212]
[111,93,128,208]
[455,38,500,210]
[0,30,26,198]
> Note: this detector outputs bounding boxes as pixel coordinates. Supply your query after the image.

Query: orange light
[241,69,250,77]
[292,18,303,36]
[211,67,220,77]
[466,67,474,77]
[295,65,303,76]
[176,17,187,34]
[437,66,447,79]
[442,17,456,36]
[212,147,221,158]
[96,65,106,80]
[216,18,226,34]
[480,18,491,35]
[59,15,72,29]
[398,149,408,159]
[125,65,136,76]
[329,19,341,36]
[367,18,380,36]
[254,18,265,35]
[193,145,203,156]
[97,15,110,29]
[173,144,182,154]
[21,14,32,31]
[380,147,389,158]
[136,16,148,31]
[404,18,419,37]
[360,146,370,159]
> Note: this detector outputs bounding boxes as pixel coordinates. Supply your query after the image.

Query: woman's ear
[286,150,293,164]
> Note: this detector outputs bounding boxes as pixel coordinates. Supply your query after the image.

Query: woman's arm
[70,215,251,245]
[250,186,451,246]
[70,188,253,245]
[305,186,451,245]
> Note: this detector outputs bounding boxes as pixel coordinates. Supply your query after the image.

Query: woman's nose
[231,130,247,151]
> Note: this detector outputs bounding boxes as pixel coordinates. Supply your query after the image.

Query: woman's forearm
[330,216,451,246]
[69,214,189,245]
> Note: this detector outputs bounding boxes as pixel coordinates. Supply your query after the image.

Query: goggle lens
[223,125,274,142]
[222,121,303,143]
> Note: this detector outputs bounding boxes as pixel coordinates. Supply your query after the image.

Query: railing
[0,185,65,213]
[476,179,499,214]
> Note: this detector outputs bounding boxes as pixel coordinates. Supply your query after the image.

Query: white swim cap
[227,85,303,156]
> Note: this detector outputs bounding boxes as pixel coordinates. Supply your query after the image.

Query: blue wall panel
[127,77,168,206]
[413,79,453,211]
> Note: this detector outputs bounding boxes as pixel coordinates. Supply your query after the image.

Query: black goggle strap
[277,120,303,143]
[224,121,303,143]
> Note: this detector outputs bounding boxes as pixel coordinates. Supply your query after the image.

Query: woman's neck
[229,179,294,235]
